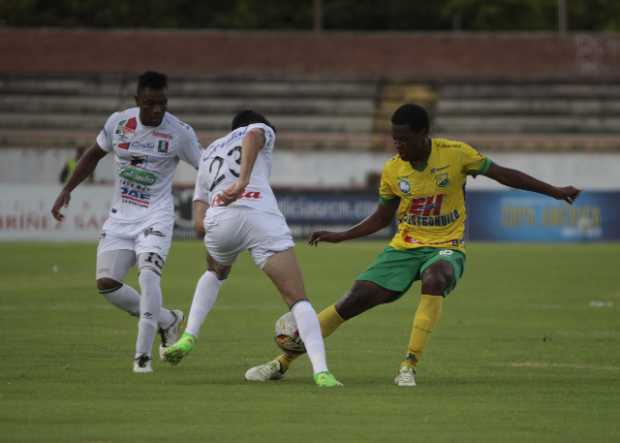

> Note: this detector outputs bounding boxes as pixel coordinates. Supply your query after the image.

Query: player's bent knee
[287,296,310,309]
[335,281,399,319]
[206,255,231,280]
[207,264,231,280]
[96,277,122,293]
[421,262,454,294]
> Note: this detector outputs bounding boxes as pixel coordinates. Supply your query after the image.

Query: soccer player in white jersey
[51,71,202,373]
[162,110,342,388]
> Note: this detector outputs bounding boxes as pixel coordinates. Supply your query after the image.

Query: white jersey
[96,107,201,223]
[193,123,281,215]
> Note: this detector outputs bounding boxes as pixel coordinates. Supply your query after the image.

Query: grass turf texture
[1,241,619,442]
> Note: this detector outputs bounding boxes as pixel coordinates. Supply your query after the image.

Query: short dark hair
[231,110,276,132]
[137,71,168,94]
[391,103,430,132]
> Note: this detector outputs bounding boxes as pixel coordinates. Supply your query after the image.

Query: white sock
[135,270,162,358]
[100,284,174,328]
[291,300,328,374]
[185,271,224,338]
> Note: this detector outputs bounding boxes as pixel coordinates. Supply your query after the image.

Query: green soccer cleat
[158,309,185,361]
[314,371,343,388]
[163,332,196,366]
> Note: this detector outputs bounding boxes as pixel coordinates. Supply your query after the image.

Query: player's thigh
[335,280,401,320]
[355,247,426,295]
[134,222,174,272]
[420,249,466,296]
[203,208,249,267]
[262,247,306,306]
[248,211,295,269]
[248,212,300,304]
[96,247,136,285]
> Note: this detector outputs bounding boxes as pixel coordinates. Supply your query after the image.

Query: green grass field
[1,241,619,442]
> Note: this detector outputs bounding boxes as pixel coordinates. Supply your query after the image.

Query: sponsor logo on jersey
[403,209,460,227]
[434,172,449,188]
[398,178,411,194]
[118,142,130,150]
[157,140,170,153]
[408,194,445,216]
[119,166,157,186]
[120,186,150,208]
[115,117,137,136]
[403,194,459,227]
[130,141,155,151]
[153,131,173,140]
[211,191,262,207]
[130,155,146,166]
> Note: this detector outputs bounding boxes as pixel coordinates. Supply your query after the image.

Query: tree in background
[1,0,618,31]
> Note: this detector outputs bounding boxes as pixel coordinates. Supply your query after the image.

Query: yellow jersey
[379,138,491,252]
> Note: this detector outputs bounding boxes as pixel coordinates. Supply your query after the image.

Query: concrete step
[0,95,375,115]
[3,129,619,153]
[434,115,620,133]
[0,76,379,99]
[0,111,375,133]
[437,98,620,115]
[439,83,620,99]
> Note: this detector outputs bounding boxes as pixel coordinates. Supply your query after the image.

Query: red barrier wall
[1,28,618,80]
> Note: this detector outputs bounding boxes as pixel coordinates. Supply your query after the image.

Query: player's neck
[409,137,432,170]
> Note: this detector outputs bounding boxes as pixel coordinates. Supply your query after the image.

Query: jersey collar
[408,138,434,172]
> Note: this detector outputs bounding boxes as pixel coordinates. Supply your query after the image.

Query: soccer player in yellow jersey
[245,103,581,386]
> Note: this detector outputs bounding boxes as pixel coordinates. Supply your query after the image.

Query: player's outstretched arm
[221,128,264,205]
[309,199,399,246]
[51,144,108,221]
[483,163,581,204]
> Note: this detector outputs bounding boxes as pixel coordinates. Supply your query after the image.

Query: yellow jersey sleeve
[460,143,492,176]
[378,160,398,204]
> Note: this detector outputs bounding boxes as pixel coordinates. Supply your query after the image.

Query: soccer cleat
[162,332,196,366]
[394,364,417,387]
[133,354,153,373]
[158,309,185,360]
[314,371,343,388]
[244,359,284,382]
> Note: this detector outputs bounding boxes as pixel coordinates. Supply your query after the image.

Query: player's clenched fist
[552,186,581,204]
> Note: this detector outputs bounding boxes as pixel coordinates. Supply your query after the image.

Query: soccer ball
[274,312,306,353]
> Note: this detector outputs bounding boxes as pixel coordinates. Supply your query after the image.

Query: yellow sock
[403,294,443,367]
[317,304,345,338]
[277,304,344,372]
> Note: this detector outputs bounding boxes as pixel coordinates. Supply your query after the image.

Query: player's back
[195,123,281,215]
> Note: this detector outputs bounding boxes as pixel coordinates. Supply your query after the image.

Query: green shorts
[356,247,466,296]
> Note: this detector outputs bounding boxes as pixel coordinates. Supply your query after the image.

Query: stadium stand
[1,74,619,155]
[0,75,379,152]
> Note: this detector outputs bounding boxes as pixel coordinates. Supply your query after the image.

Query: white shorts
[204,207,294,268]
[97,216,174,261]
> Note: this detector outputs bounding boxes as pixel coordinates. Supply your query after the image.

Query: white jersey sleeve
[193,160,209,202]
[177,125,202,169]
[96,112,120,152]
[246,123,276,153]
